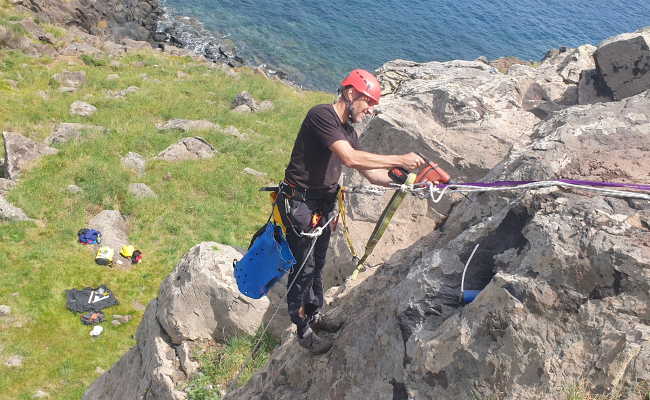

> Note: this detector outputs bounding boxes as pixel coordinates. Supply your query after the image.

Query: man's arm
[360,168,393,187]
[329,140,424,171]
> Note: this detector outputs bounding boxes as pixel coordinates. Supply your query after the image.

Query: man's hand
[401,152,425,171]
[330,140,426,171]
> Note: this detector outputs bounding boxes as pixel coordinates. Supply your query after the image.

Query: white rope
[344,185,386,196]
[299,213,338,238]
[228,211,338,391]
[460,244,480,301]
[349,180,650,202]
[407,180,650,202]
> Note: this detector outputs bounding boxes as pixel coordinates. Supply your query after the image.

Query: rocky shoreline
[152,7,291,83]
[153,8,244,68]
[18,0,290,83]
[14,0,571,91]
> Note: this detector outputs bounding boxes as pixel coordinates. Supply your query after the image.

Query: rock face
[578,68,613,105]
[84,242,270,400]
[156,137,216,161]
[324,59,539,287]
[506,45,596,117]
[21,0,163,42]
[592,27,650,101]
[226,90,650,400]
[2,131,58,180]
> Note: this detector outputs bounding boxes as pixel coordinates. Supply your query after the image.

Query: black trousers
[277,189,336,330]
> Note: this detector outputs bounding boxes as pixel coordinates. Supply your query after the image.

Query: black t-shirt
[284,104,360,190]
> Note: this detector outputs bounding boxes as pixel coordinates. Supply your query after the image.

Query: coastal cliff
[1,0,649,398]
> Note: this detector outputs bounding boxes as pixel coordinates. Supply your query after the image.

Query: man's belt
[260,181,339,201]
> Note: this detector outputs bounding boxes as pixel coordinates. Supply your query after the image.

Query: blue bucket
[462,290,481,303]
[234,223,296,299]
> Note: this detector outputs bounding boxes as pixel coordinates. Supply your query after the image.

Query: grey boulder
[84,242,270,400]
[0,178,16,195]
[120,152,146,176]
[231,91,272,112]
[242,167,266,177]
[66,184,82,194]
[156,137,216,161]
[128,183,157,199]
[578,68,613,105]
[52,70,86,89]
[232,91,257,111]
[0,304,11,316]
[222,125,248,139]
[107,86,139,99]
[2,131,58,180]
[88,210,129,265]
[0,196,30,222]
[69,101,97,117]
[156,119,220,132]
[46,123,107,145]
[5,355,23,368]
[593,26,650,101]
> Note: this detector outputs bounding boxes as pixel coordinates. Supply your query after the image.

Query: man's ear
[345,86,356,101]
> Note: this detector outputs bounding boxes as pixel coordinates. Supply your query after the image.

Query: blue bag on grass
[233,222,295,299]
[78,228,102,245]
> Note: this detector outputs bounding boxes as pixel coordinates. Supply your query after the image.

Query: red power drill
[388,153,450,185]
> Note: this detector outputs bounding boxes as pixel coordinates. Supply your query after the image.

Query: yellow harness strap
[270,192,287,234]
[337,188,359,262]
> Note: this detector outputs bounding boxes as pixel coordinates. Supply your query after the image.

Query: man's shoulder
[307,104,336,118]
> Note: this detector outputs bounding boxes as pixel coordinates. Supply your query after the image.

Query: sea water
[163,0,650,90]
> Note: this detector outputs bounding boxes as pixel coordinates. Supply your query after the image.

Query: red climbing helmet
[340,69,381,106]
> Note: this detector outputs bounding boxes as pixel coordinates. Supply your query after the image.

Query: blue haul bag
[234,222,296,299]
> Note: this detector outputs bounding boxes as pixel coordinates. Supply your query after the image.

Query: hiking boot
[309,312,343,333]
[297,327,332,354]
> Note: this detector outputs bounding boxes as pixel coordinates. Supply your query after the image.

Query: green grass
[40,23,65,40]
[184,331,278,400]
[0,16,330,398]
[563,381,650,400]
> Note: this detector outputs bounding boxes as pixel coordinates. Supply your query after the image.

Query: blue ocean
[162,0,650,91]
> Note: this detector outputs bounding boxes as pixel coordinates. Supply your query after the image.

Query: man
[278,69,424,354]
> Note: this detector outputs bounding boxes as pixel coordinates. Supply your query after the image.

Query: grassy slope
[0,4,331,398]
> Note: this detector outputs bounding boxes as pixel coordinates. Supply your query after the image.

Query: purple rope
[438,179,650,192]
